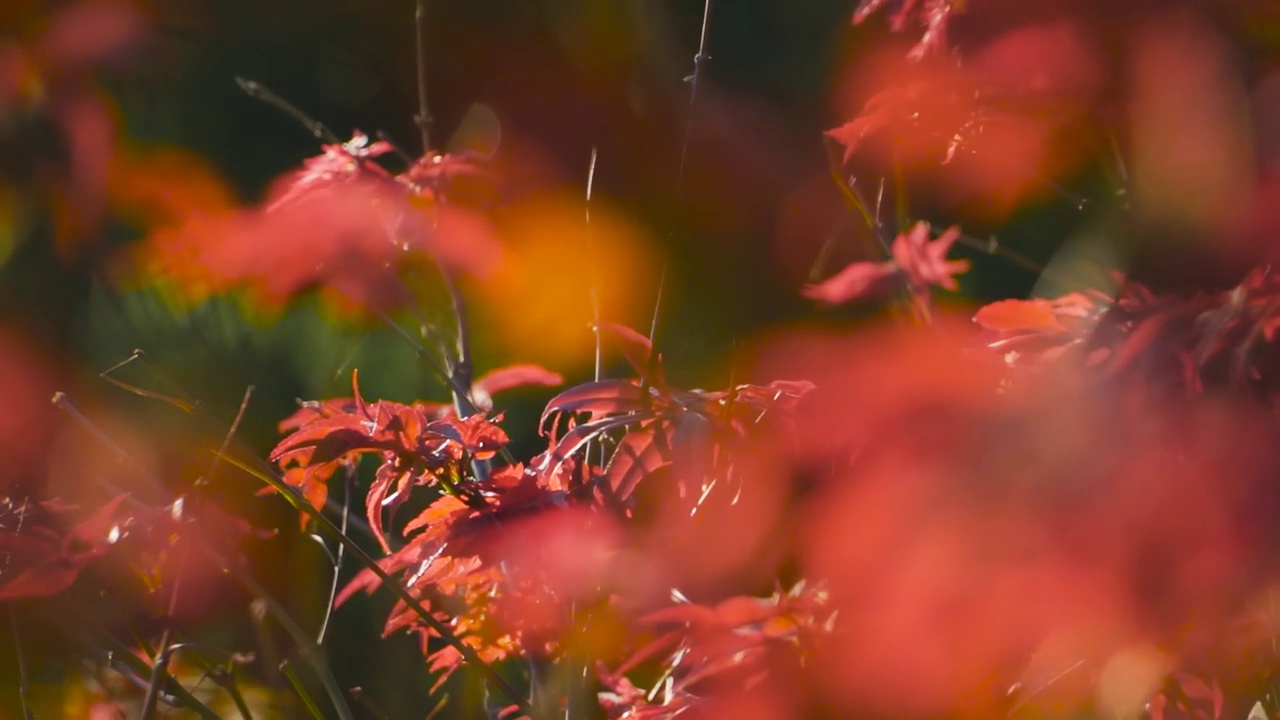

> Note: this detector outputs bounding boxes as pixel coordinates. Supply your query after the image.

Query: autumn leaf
[803,222,968,307]
[801,259,900,307]
[471,363,565,411]
[144,132,503,314]
[974,299,1065,334]
[850,0,964,61]
[0,494,126,600]
[893,222,968,291]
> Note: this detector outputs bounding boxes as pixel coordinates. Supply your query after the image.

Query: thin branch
[142,385,254,720]
[650,0,715,347]
[209,544,356,720]
[315,466,353,646]
[441,271,475,415]
[96,351,379,543]
[51,392,128,462]
[415,0,433,151]
[374,309,473,409]
[50,392,354,720]
[676,0,714,199]
[99,349,199,413]
[587,147,602,387]
[204,385,254,485]
[10,606,33,720]
[585,147,604,480]
[280,660,327,720]
[235,78,342,145]
[376,130,416,165]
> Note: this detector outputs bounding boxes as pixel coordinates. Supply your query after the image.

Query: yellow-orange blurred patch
[108,142,235,228]
[473,192,656,370]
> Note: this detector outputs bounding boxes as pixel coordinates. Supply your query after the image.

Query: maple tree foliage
[0,495,125,601]
[144,130,503,314]
[13,0,1280,716]
[852,0,966,60]
[802,220,969,309]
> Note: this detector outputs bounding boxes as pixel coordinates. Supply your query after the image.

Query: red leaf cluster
[598,584,832,720]
[271,370,509,541]
[851,0,965,61]
[976,270,1280,401]
[828,20,1104,216]
[749,319,1280,718]
[145,131,503,314]
[0,494,125,600]
[334,463,578,683]
[802,221,969,308]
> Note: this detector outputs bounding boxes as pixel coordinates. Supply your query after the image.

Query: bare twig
[587,147,602,386]
[650,0,715,347]
[52,391,356,720]
[10,606,33,720]
[235,77,342,145]
[441,271,475,414]
[280,660,327,720]
[376,130,416,165]
[142,386,254,720]
[51,392,128,462]
[414,0,433,151]
[315,466,353,646]
[99,349,200,413]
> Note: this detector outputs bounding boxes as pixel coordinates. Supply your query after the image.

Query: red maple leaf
[851,0,964,61]
[803,222,968,307]
[146,131,503,314]
[0,494,126,600]
[270,370,509,540]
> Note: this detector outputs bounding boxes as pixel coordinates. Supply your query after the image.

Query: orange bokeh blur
[474,192,657,371]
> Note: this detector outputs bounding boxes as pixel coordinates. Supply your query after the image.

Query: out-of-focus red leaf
[0,494,125,600]
[803,222,968,308]
[472,363,564,410]
[1103,305,1195,380]
[30,0,148,73]
[801,259,899,307]
[50,91,115,259]
[851,0,962,60]
[0,533,88,600]
[594,322,668,389]
[975,299,1065,333]
[893,222,968,292]
[145,132,503,314]
[826,79,944,164]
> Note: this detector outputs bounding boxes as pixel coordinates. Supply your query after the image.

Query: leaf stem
[415,0,433,151]
[221,454,533,717]
[650,0,715,349]
[9,606,33,720]
[235,78,342,144]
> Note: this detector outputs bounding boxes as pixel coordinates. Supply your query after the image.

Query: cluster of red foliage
[10,0,1280,717]
[145,131,503,314]
[251,2,1280,717]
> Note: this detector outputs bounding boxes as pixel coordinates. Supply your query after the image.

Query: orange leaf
[974,299,1065,333]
